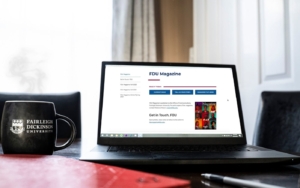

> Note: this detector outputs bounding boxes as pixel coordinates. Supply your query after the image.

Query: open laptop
[80,61,300,165]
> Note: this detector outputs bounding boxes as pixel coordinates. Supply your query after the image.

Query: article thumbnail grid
[195,102,217,130]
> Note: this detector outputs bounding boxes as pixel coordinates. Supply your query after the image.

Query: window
[0,0,113,142]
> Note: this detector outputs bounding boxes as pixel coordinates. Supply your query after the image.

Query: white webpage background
[101,65,242,135]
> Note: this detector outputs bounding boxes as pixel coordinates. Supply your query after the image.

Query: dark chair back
[253,91,300,153]
[0,92,81,139]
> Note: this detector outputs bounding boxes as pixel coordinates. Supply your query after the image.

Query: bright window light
[0,0,113,145]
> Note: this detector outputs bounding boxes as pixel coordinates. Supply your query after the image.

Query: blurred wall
[154,0,193,63]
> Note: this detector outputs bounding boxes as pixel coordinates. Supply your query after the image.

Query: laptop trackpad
[152,152,236,160]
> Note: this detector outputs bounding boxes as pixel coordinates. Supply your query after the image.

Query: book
[0,155,190,188]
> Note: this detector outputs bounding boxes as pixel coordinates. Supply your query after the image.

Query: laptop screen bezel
[97,61,247,145]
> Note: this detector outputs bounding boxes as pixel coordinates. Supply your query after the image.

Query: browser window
[100,65,242,138]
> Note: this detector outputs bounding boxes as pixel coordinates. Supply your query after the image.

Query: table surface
[1,139,300,188]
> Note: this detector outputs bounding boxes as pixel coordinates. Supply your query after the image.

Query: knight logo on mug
[10,119,24,134]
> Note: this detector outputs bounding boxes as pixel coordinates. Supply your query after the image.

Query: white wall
[193,0,300,144]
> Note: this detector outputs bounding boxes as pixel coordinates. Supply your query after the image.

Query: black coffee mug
[1,101,76,154]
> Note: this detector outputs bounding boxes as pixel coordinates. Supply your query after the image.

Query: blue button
[195,90,216,95]
[149,90,170,95]
[172,90,193,95]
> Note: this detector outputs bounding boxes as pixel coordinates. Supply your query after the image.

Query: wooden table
[1,139,300,188]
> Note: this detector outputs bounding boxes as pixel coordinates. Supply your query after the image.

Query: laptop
[80,61,300,165]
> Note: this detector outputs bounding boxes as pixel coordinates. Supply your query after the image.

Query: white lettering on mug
[25,119,53,134]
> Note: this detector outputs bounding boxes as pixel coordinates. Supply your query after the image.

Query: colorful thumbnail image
[195,102,217,130]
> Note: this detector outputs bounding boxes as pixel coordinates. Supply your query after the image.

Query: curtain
[112,0,156,62]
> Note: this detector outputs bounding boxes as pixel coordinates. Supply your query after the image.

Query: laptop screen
[99,63,243,140]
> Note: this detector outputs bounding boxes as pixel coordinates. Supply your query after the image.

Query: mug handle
[54,113,77,151]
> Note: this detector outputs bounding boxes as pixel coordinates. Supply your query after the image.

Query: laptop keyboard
[108,145,258,152]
